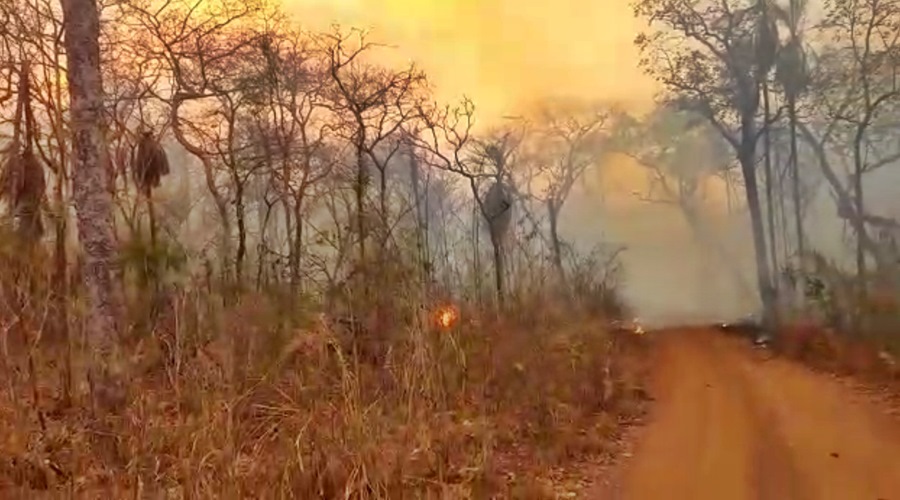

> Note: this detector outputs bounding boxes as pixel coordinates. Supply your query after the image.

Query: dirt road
[606,328,900,500]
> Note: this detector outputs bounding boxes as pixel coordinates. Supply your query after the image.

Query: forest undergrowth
[0,241,649,498]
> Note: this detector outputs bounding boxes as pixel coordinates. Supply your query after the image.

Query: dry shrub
[0,281,647,498]
[791,253,900,386]
[777,321,900,388]
[778,321,841,368]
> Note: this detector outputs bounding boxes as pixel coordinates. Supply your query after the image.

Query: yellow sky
[287,0,657,124]
[282,0,747,224]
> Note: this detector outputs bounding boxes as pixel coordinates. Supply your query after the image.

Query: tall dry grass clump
[0,242,648,498]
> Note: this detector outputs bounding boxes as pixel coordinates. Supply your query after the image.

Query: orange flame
[433,304,459,329]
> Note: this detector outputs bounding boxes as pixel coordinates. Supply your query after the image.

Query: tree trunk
[762,84,778,295]
[853,126,867,334]
[378,165,389,255]
[788,97,805,263]
[491,233,505,308]
[547,201,567,290]
[738,117,777,336]
[171,99,232,283]
[147,188,157,247]
[472,201,482,305]
[234,180,247,287]
[762,85,780,297]
[61,0,126,410]
[355,143,368,281]
[409,155,430,288]
[290,202,303,294]
[256,197,275,291]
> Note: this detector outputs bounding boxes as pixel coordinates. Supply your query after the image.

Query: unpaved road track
[606,328,900,500]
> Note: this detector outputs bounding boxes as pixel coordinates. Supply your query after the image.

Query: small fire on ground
[433,304,459,329]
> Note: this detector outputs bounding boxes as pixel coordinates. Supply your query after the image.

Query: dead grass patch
[0,290,648,498]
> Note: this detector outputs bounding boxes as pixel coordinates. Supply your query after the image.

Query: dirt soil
[595,327,900,500]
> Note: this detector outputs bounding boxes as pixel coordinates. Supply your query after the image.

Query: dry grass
[776,321,900,391]
[0,274,648,498]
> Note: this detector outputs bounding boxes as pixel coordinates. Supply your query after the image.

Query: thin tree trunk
[491,234,505,309]
[355,144,368,283]
[147,188,157,247]
[853,126,867,334]
[291,203,303,293]
[234,181,247,287]
[409,155,429,288]
[61,0,126,410]
[548,201,567,291]
[739,116,777,337]
[472,201,481,305]
[171,100,232,283]
[789,98,804,262]
[256,198,276,291]
[762,85,779,297]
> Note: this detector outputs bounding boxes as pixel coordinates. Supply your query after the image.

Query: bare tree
[122,0,262,285]
[414,98,517,306]
[773,0,813,263]
[519,98,611,290]
[320,28,427,288]
[255,27,336,292]
[819,0,900,319]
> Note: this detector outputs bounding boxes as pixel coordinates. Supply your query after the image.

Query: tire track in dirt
[602,328,900,500]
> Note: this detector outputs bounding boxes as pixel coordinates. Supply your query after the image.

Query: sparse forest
[628,0,900,356]
[0,0,898,496]
[0,0,644,496]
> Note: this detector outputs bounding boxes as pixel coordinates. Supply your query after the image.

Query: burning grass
[0,287,648,498]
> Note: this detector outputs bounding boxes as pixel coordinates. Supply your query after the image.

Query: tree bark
[233,180,247,287]
[762,85,780,296]
[547,200,567,290]
[61,0,126,409]
[788,97,805,262]
[490,233,505,308]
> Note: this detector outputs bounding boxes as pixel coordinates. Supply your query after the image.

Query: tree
[754,0,784,291]
[519,98,611,291]
[633,0,782,335]
[61,0,125,408]
[321,28,427,290]
[474,131,518,307]
[123,0,262,286]
[253,27,335,293]
[413,98,519,307]
[819,0,900,320]
[773,0,812,263]
[612,105,756,303]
